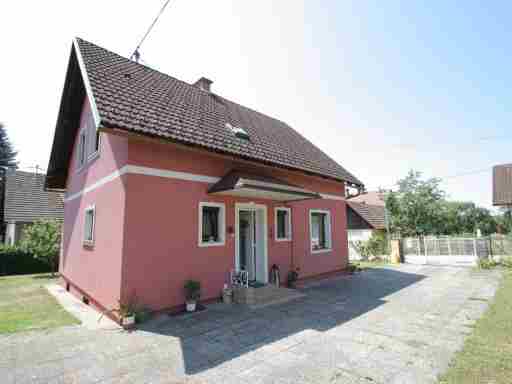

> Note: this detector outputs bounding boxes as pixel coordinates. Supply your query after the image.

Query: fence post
[473,239,478,258]
[424,238,428,264]
[447,238,452,256]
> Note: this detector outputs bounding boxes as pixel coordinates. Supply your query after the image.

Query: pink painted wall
[121,139,348,310]
[61,102,349,313]
[61,99,129,310]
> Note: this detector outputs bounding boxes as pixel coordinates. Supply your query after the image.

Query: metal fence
[402,237,491,266]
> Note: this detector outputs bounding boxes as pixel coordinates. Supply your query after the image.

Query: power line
[130,0,172,62]
[370,166,493,192]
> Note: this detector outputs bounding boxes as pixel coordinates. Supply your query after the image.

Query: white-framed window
[77,116,101,171]
[309,209,332,253]
[275,207,292,241]
[77,130,87,169]
[198,202,225,247]
[88,130,101,161]
[83,205,95,245]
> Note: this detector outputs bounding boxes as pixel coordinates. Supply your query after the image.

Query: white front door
[235,204,268,284]
[239,210,256,280]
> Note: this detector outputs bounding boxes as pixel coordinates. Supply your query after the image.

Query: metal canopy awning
[208,171,321,201]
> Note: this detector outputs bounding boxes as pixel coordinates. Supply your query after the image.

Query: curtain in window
[277,210,287,239]
[202,207,219,242]
[84,210,94,241]
[318,214,326,248]
[311,213,326,249]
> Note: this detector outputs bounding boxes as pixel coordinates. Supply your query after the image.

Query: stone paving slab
[1,265,502,383]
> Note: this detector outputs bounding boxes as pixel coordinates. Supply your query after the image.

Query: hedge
[0,246,53,276]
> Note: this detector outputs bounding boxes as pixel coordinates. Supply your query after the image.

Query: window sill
[275,238,292,242]
[311,248,332,254]
[83,241,95,248]
[198,241,225,247]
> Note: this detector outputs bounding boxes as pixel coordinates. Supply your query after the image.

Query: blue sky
[0,1,510,208]
[301,1,512,207]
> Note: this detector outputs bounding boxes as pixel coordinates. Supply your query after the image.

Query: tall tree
[0,123,17,168]
[386,170,502,237]
[385,170,445,237]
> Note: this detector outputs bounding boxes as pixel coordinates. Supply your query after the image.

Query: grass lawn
[0,274,79,334]
[439,270,512,383]
[355,260,392,270]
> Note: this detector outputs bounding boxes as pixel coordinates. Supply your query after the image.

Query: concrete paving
[1,265,502,384]
[46,284,120,331]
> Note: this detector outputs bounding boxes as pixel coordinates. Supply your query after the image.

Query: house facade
[3,170,64,245]
[46,38,363,313]
[346,200,386,260]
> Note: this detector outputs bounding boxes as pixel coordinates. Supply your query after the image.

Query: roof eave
[45,39,102,191]
[102,124,363,188]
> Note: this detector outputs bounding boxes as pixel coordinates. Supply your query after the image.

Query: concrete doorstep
[46,283,121,331]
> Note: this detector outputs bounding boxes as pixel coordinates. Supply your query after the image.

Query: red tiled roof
[347,201,386,230]
[348,191,386,206]
[72,38,363,186]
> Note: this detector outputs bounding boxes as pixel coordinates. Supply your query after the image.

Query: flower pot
[186,301,197,312]
[121,315,135,328]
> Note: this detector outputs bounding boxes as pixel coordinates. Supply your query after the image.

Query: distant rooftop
[347,191,386,207]
[493,164,512,206]
[5,170,64,222]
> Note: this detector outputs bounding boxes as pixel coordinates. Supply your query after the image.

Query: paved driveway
[2,265,502,384]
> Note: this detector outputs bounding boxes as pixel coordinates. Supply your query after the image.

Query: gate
[402,237,489,266]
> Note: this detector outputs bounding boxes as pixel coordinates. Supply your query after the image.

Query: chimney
[194,77,213,92]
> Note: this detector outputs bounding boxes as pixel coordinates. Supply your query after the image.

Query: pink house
[46,38,364,314]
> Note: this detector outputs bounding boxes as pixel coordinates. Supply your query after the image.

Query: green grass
[355,260,392,270]
[439,270,512,384]
[0,274,79,334]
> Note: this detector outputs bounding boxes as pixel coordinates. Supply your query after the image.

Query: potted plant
[119,304,136,327]
[102,294,139,328]
[184,280,201,312]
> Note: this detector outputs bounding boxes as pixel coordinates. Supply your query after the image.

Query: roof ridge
[75,37,292,128]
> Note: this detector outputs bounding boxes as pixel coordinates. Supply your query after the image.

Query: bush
[501,257,512,269]
[366,231,390,256]
[478,258,498,270]
[353,232,390,261]
[0,245,52,275]
[20,220,61,275]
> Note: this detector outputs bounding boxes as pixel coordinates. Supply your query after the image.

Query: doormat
[249,281,266,288]
[168,303,207,318]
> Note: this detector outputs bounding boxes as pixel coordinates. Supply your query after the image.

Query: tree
[442,201,497,236]
[20,220,62,275]
[497,208,512,234]
[385,170,445,237]
[0,123,17,168]
[386,170,500,237]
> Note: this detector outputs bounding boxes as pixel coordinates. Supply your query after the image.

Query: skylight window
[226,123,250,140]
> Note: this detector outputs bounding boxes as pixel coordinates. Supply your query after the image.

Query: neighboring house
[4,170,64,244]
[493,164,512,207]
[45,38,364,313]
[347,190,386,206]
[346,201,386,260]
